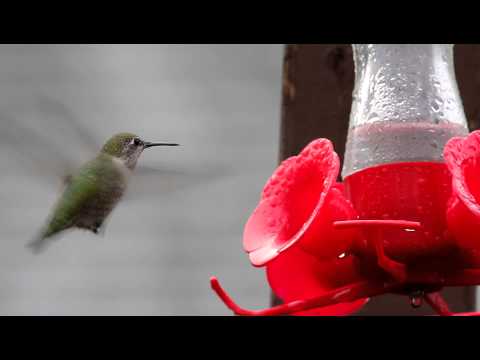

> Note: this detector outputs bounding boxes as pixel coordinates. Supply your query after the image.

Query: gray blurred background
[0,44,283,315]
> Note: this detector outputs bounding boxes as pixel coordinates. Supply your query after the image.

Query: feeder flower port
[210,44,480,316]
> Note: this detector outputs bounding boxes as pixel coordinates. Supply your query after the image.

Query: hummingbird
[27,132,179,254]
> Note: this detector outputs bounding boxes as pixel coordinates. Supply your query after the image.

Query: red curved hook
[211,268,480,316]
[210,276,398,316]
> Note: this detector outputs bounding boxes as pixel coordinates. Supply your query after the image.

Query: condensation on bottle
[342,44,469,179]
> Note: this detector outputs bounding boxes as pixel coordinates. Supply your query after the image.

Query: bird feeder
[211,44,480,316]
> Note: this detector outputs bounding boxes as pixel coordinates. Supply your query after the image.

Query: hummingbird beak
[143,142,179,148]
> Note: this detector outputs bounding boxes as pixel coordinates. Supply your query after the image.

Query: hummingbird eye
[133,138,142,146]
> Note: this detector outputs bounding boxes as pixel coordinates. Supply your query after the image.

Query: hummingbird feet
[91,221,107,237]
[80,220,103,235]
[76,219,107,237]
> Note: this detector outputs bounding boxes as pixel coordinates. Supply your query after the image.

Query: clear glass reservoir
[342,44,469,179]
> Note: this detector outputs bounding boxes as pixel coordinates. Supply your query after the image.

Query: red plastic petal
[445,131,480,250]
[243,139,358,267]
[266,246,368,316]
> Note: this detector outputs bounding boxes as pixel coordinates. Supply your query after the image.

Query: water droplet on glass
[368,112,380,122]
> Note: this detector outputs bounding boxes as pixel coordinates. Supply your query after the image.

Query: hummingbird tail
[26,235,52,254]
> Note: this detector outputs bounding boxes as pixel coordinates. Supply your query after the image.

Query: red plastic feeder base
[211,132,480,316]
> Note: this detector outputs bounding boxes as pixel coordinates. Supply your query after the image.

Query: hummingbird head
[101,132,179,169]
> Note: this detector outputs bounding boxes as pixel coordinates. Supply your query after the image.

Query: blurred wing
[0,111,76,184]
[34,95,99,152]
[126,162,233,202]
[0,95,99,187]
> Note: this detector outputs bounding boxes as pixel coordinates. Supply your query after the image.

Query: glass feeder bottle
[342,44,470,259]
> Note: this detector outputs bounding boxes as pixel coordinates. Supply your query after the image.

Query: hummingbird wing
[34,95,99,157]
[0,95,99,187]
[125,162,233,202]
[0,112,74,185]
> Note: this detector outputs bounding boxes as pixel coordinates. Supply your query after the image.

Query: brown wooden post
[274,44,478,315]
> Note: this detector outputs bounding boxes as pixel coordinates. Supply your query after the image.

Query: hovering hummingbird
[27,132,179,253]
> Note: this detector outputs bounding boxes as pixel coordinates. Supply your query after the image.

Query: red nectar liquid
[342,122,468,263]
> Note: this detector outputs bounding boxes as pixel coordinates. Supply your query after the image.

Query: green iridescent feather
[28,153,128,252]
[101,132,137,157]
